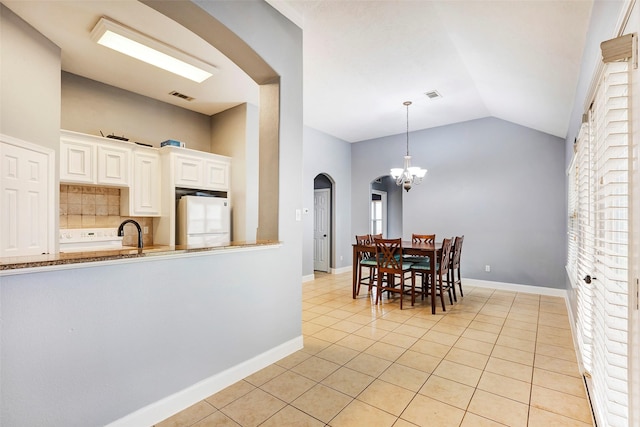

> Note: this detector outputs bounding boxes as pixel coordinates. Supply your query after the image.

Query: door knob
[583,275,596,284]
[323,234,327,237]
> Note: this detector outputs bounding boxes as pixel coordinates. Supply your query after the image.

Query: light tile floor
[155,272,594,427]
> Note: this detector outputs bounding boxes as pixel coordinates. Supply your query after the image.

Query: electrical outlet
[143,226,149,234]
[485,265,491,272]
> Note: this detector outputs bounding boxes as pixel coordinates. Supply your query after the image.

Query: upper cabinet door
[204,159,230,191]
[174,153,204,189]
[60,130,132,187]
[131,149,161,216]
[96,142,130,186]
[60,138,95,184]
[168,148,230,191]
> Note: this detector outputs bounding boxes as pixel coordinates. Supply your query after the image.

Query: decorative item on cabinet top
[161,139,186,148]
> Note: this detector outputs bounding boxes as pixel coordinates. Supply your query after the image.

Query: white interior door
[313,188,330,272]
[1,137,52,256]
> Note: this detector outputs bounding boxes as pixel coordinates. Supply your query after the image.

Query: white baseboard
[331,265,351,275]
[304,265,351,281]
[462,278,568,298]
[106,336,304,427]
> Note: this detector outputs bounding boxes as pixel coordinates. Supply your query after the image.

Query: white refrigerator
[177,195,230,246]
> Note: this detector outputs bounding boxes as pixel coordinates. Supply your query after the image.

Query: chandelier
[390,101,427,192]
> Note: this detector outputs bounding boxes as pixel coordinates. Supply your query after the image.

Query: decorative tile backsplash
[59,185,154,246]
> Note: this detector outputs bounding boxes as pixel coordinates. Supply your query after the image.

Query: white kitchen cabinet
[60,130,131,187]
[1,134,55,256]
[60,137,95,184]
[121,148,161,216]
[96,143,129,186]
[204,158,230,191]
[174,152,204,188]
[163,146,230,191]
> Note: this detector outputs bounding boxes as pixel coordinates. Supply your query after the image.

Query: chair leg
[422,272,428,301]
[411,272,416,306]
[368,267,375,293]
[457,267,463,297]
[438,275,446,312]
[450,268,458,302]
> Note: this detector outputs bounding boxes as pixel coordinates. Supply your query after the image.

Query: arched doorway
[314,174,333,272]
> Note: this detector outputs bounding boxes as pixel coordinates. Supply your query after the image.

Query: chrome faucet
[117,219,143,249]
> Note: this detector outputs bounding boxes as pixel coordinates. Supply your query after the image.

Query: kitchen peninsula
[0,239,280,273]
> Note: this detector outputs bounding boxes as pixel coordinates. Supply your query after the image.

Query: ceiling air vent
[424,90,442,100]
[169,91,195,101]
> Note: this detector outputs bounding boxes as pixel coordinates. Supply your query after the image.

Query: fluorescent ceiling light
[91,17,216,83]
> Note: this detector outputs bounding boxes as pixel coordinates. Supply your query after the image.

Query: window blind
[569,60,630,426]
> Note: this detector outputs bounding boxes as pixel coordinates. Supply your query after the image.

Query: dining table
[352,240,443,314]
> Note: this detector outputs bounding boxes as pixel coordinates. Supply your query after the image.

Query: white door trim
[313,188,330,272]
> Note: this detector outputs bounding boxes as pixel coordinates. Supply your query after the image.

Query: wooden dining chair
[449,235,465,301]
[373,238,413,309]
[408,234,435,305]
[355,234,377,295]
[407,233,435,264]
[435,238,454,311]
[414,238,454,311]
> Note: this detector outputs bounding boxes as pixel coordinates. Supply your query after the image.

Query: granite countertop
[0,241,280,272]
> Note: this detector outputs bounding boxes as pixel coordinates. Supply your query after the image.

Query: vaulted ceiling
[269,0,594,142]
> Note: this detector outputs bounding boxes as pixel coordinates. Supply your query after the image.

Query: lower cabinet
[121,148,161,217]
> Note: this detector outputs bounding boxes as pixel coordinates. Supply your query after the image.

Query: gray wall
[303,127,351,275]
[0,4,61,149]
[352,117,566,288]
[62,72,213,151]
[1,251,293,426]
[211,103,260,242]
[0,1,303,425]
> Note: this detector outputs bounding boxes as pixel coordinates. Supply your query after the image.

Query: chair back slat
[438,238,453,275]
[452,235,464,268]
[355,234,373,261]
[374,237,403,273]
[412,234,436,245]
